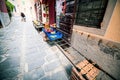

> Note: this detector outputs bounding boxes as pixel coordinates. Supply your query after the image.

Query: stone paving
[0,16,72,80]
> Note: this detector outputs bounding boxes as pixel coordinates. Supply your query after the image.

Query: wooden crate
[70,60,100,80]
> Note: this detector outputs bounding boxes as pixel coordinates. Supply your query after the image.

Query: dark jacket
[21,12,25,17]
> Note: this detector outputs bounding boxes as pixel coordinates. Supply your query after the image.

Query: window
[75,0,108,28]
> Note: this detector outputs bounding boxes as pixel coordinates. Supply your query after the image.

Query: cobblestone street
[0,16,71,80]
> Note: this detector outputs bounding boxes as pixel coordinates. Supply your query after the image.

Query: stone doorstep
[70,59,100,80]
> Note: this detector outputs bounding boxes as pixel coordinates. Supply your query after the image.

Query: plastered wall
[105,0,120,42]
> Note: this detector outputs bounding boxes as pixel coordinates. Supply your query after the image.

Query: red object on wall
[0,0,8,13]
[43,13,46,17]
[43,13,49,17]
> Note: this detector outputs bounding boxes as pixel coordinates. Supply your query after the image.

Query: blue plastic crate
[42,28,63,41]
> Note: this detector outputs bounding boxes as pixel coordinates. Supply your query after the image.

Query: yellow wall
[105,0,120,42]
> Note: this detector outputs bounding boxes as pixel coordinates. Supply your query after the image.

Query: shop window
[75,0,108,28]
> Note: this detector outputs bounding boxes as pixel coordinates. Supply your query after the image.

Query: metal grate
[75,0,108,28]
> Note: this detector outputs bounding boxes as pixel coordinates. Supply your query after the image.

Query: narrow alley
[1,0,120,80]
[0,16,71,80]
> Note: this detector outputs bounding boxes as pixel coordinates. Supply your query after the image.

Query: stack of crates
[70,60,100,80]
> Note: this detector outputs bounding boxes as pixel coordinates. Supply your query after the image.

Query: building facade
[71,0,120,79]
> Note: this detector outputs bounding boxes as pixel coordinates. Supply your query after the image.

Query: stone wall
[71,29,120,80]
